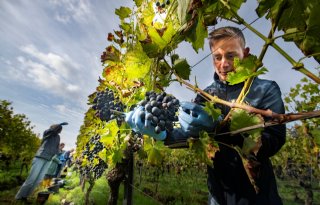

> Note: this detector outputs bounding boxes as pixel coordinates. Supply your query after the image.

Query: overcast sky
[1,0,318,150]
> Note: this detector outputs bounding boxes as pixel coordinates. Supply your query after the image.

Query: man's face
[211,38,248,81]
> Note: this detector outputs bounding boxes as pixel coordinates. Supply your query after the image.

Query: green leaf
[311,128,320,146]
[162,23,176,45]
[227,55,268,85]
[203,101,221,121]
[242,137,257,156]
[230,108,264,140]
[143,137,165,166]
[258,0,320,63]
[120,22,132,33]
[172,58,191,80]
[147,147,163,166]
[148,26,167,49]
[186,14,207,52]
[109,148,123,165]
[115,7,132,20]
[134,0,143,7]
[177,0,191,24]
[100,120,119,147]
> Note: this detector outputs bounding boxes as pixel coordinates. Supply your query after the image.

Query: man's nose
[221,57,230,68]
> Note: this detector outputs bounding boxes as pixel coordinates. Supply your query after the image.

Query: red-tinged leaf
[107,33,114,41]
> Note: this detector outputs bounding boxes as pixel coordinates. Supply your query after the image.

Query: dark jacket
[194,73,286,205]
[35,125,61,160]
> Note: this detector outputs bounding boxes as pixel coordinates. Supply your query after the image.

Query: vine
[75,0,320,203]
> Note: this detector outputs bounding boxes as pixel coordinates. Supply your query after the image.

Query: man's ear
[243,47,250,57]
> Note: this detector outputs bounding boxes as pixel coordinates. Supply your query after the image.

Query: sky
[0,0,318,150]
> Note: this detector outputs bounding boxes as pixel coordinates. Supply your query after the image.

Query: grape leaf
[143,137,166,166]
[100,120,119,147]
[124,44,153,81]
[147,147,163,166]
[172,58,191,80]
[227,55,268,85]
[98,149,107,163]
[134,0,143,7]
[177,0,191,24]
[141,2,154,26]
[230,108,263,140]
[203,101,222,121]
[311,128,320,146]
[188,131,219,167]
[108,148,123,165]
[256,0,320,63]
[148,26,167,50]
[185,13,207,52]
[115,7,132,20]
[162,22,176,45]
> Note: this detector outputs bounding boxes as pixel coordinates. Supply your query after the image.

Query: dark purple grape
[152,107,161,116]
[146,113,153,121]
[155,126,162,134]
[145,103,152,112]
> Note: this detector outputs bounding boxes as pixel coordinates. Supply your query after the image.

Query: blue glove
[125,106,167,140]
[178,101,219,136]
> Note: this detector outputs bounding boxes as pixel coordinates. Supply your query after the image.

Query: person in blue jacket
[15,122,67,203]
[126,26,286,205]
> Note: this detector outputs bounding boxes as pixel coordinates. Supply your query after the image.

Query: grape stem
[110,109,126,117]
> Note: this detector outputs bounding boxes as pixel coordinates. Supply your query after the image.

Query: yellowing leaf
[100,120,119,147]
[188,131,218,167]
[98,149,107,163]
[148,26,167,49]
[124,44,153,81]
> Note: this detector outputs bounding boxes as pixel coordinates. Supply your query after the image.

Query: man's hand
[125,106,167,140]
[60,122,68,126]
[178,101,219,136]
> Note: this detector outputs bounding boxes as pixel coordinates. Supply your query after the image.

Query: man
[126,26,286,205]
[190,26,286,205]
[54,143,66,177]
[15,122,67,203]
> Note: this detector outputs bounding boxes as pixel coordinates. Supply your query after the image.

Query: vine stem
[174,73,286,120]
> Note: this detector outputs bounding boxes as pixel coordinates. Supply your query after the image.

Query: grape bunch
[138,91,179,134]
[80,134,107,180]
[129,132,143,152]
[92,87,125,123]
[91,158,107,179]
[155,0,170,8]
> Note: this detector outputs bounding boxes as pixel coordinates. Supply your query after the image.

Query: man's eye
[214,56,221,61]
[227,54,235,60]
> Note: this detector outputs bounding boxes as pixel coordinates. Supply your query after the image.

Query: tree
[0,100,40,164]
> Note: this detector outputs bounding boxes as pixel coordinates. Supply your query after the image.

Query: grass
[1,162,320,205]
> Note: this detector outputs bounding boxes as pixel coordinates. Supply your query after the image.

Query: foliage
[272,70,320,204]
[74,0,320,198]
[0,100,40,160]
